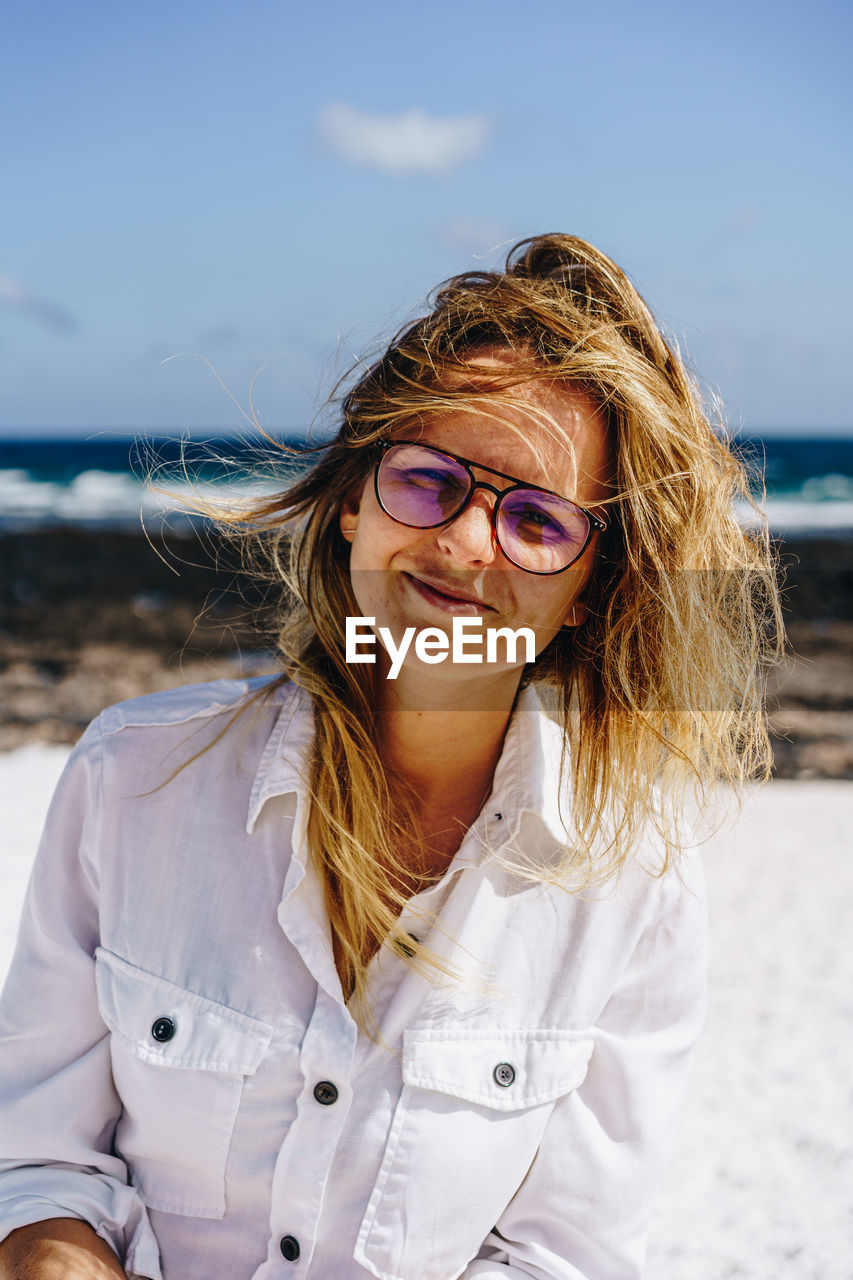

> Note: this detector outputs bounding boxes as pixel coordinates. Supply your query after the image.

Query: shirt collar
[246,680,571,853]
[482,683,571,850]
[246,681,315,834]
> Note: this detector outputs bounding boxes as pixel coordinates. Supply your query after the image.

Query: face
[339,372,611,686]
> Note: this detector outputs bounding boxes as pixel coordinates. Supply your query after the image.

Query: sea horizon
[2,430,853,535]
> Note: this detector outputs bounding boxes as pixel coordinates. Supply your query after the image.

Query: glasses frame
[373,439,608,576]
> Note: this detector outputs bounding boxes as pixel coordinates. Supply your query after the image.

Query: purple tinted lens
[377,444,470,527]
[498,489,590,572]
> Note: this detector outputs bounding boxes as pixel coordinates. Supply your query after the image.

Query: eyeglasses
[373,440,607,575]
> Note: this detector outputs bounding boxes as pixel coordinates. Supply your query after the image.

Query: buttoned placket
[247,786,356,1278]
[253,827,508,1277]
[242,691,531,1277]
[261,985,356,1276]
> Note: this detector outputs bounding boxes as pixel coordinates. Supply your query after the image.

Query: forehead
[408,355,610,500]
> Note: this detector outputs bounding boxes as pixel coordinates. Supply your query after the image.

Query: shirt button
[493,1061,516,1088]
[279,1235,300,1262]
[313,1080,338,1106]
[151,1017,176,1043]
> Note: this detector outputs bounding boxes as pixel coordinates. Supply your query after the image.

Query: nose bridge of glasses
[439,479,500,558]
[466,475,504,504]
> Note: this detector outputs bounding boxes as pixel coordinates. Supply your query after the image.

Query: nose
[435,489,498,565]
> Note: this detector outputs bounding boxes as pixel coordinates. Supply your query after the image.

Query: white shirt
[0,678,706,1280]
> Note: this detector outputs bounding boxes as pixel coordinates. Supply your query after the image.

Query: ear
[563,600,588,628]
[338,489,361,543]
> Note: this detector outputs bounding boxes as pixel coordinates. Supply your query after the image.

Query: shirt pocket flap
[95,948,273,1075]
[402,1028,594,1110]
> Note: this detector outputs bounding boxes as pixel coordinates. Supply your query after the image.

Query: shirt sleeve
[461,853,708,1280]
[0,718,162,1280]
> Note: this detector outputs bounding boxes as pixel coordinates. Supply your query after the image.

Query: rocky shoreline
[2,527,852,776]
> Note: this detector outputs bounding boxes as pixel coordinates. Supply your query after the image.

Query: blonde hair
[210,233,781,1019]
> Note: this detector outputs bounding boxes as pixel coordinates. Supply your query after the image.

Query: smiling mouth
[404,573,496,616]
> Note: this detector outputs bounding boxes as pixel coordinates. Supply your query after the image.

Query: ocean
[1,433,852,534]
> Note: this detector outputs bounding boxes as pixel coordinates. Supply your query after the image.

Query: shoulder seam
[97,677,284,738]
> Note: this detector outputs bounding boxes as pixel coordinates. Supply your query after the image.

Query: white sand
[647,783,852,1278]
[1,747,851,1277]
[0,743,71,975]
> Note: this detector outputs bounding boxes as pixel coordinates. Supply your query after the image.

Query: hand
[0,1218,128,1279]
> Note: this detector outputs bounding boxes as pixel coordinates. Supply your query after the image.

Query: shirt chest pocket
[94,948,273,1219]
[356,1028,594,1280]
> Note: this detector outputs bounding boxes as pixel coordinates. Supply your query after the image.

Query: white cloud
[0,274,75,330]
[319,104,491,177]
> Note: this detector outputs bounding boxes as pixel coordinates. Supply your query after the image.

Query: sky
[1,0,851,437]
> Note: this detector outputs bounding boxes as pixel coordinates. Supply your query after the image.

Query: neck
[375,666,522,865]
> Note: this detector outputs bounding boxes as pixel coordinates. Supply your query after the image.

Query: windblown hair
[208,233,781,1019]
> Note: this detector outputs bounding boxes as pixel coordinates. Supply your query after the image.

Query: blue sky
[1,0,851,436]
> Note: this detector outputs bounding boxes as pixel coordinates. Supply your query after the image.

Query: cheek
[345,492,414,620]
[537,566,590,617]
[349,512,403,576]
[349,481,437,575]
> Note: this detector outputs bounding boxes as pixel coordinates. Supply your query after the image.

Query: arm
[464,854,708,1280]
[0,721,159,1278]
[0,1219,126,1279]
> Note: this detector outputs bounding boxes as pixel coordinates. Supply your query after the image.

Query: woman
[0,234,779,1279]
